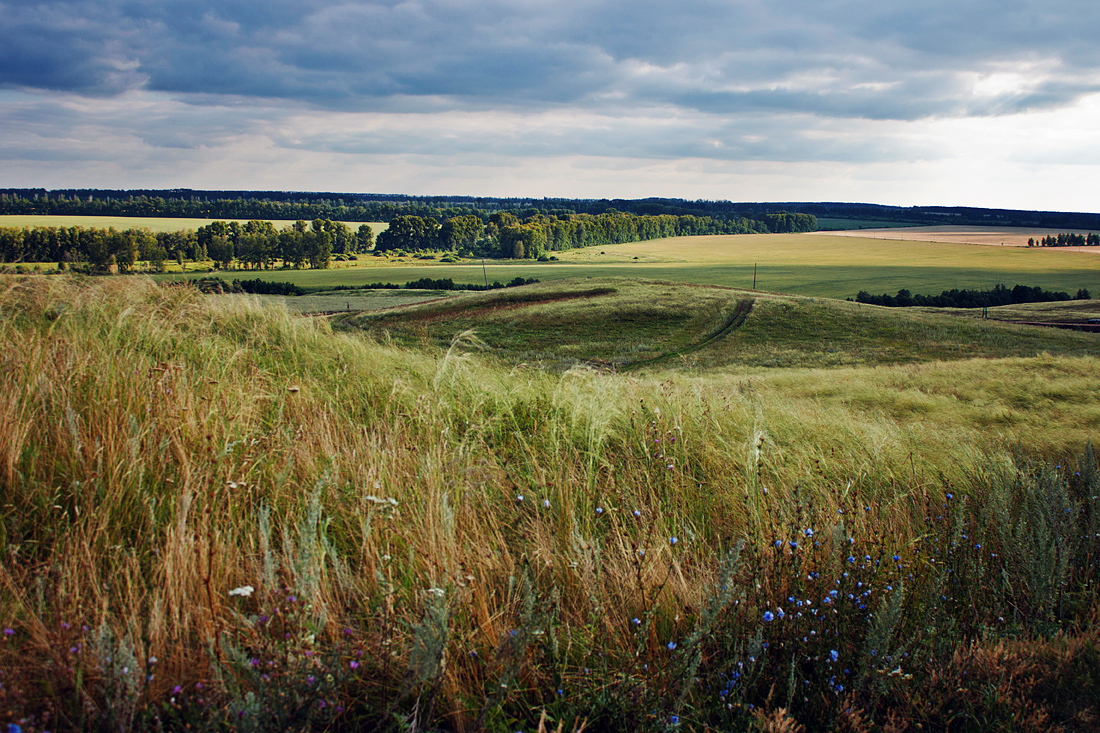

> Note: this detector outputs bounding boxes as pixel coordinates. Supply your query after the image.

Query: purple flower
[350,660,360,669]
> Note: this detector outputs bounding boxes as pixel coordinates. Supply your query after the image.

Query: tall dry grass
[1,275,1098,731]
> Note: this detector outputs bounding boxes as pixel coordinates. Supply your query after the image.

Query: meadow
[149,231,1100,301]
[1,273,1098,731]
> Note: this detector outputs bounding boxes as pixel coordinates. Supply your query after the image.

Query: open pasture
[817,224,1098,248]
[341,277,1100,372]
[0,214,388,233]
[149,231,1100,300]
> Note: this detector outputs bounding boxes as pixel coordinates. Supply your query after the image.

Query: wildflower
[774,540,783,549]
[667,641,677,650]
[893,554,901,562]
[596,506,604,515]
[829,650,839,663]
[776,608,785,620]
[542,499,551,508]
[633,510,641,518]
[762,611,775,622]
[2,628,13,636]
[632,617,641,625]
[946,493,953,500]
[516,494,524,503]
[804,528,813,537]
[670,715,680,725]
[669,536,678,545]
[229,585,254,597]
[173,685,183,694]
[149,656,158,664]
[350,660,360,669]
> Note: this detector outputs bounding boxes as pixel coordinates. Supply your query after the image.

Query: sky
[2,0,1099,210]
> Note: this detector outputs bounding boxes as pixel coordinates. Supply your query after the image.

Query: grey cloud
[3,0,1100,121]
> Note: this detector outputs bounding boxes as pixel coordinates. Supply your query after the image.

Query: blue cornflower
[763,611,775,622]
[804,528,814,537]
[829,649,839,662]
[633,510,641,518]
[670,536,678,545]
[775,540,783,549]
[776,608,785,619]
[667,641,677,650]
[670,716,680,725]
[632,617,641,625]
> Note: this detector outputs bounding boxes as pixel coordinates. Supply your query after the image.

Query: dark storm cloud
[4,0,1100,119]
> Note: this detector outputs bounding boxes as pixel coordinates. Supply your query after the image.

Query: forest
[373,210,788,259]
[0,219,372,271]
[0,209,817,267]
[0,190,818,235]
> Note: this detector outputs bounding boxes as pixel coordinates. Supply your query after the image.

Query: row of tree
[854,284,1089,308]
[374,210,802,259]
[0,191,820,236]
[0,219,372,271]
[1028,233,1100,247]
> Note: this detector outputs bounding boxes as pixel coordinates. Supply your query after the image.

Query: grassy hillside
[1,275,1098,732]
[340,277,1100,371]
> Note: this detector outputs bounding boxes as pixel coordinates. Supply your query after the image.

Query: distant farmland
[149,231,1100,301]
[818,224,1099,248]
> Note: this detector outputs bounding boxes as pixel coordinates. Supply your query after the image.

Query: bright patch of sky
[1,0,1099,209]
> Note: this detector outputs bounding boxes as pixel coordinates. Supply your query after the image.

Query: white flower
[229,585,254,597]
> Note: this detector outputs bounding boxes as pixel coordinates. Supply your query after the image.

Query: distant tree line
[854,283,1090,308]
[195,275,540,296]
[0,219,372,271]
[0,190,818,237]
[1028,233,1100,247]
[9,187,1100,230]
[373,210,813,259]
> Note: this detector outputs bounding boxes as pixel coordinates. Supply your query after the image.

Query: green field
[0,214,388,233]
[338,277,1100,371]
[150,232,1100,300]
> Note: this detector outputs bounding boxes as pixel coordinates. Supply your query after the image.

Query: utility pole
[482,258,488,288]
[753,263,757,290]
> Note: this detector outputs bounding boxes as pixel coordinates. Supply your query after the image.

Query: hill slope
[337,277,1100,370]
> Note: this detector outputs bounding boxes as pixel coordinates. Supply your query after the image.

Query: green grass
[2,274,1100,731]
[339,277,1100,372]
[151,232,1100,301]
[0,214,388,233]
